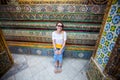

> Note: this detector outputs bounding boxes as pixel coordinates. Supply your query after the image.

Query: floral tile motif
[112,15,120,24]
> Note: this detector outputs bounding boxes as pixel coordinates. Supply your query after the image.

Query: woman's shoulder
[52,31,57,34]
[62,31,66,34]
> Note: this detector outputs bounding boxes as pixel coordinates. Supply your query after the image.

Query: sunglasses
[57,25,63,27]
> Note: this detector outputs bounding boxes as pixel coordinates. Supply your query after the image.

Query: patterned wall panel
[0,4,106,22]
[8,42,94,59]
[18,0,108,5]
[0,12,104,22]
[0,21,101,31]
[0,29,13,78]
[0,51,12,77]
[87,58,109,80]
[95,0,120,70]
[2,29,98,46]
[104,34,120,80]
[0,5,106,14]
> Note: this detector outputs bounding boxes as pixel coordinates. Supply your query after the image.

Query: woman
[52,22,67,73]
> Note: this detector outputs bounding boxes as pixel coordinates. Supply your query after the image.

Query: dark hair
[56,22,64,28]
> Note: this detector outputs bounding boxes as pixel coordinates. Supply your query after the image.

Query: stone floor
[1,54,89,80]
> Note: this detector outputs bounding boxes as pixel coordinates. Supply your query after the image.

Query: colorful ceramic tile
[95,0,120,70]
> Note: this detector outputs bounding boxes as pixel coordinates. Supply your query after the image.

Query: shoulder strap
[62,31,64,41]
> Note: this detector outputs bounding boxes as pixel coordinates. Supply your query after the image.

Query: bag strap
[62,31,64,42]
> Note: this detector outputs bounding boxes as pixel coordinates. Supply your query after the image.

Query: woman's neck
[56,30,62,34]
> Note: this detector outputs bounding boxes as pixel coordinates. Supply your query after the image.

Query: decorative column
[87,0,120,80]
[104,34,120,80]
[95,0,120,70]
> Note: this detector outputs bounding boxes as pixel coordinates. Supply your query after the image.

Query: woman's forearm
[60,40,66,51]
[52,40,56,50]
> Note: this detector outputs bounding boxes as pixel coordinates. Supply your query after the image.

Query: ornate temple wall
[0,30,14,77]
[95,0,120,70]
[87,0,120,79]
[0,0,108,59]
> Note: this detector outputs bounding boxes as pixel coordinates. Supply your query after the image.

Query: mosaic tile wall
[0,4,106,22]
[18,0,107,5]
[7,41,94,59]
[0,0,107,22]
[0,21,101,31]
[95,0,120,70]
[104,34,120,79]
[0,30,13,78]
[2,29,98,46]
[0,0,107,59]
[8,46,93,59]
[0,51,12,77]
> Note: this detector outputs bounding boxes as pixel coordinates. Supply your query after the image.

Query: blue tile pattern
[95,1,120,70]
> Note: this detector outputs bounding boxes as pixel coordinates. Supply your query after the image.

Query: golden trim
[0,29,14,64]
[7,41,95,51]
[91,57,106,77]
[18,0,88,4]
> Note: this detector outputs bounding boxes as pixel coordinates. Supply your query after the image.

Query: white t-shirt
[52,31,67,45]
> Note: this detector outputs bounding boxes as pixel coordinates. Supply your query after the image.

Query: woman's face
[56,23,63,32]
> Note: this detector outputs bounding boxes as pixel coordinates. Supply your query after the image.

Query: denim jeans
[53,47,65,64]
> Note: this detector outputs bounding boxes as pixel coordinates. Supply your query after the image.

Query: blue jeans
[53,48,65,64]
